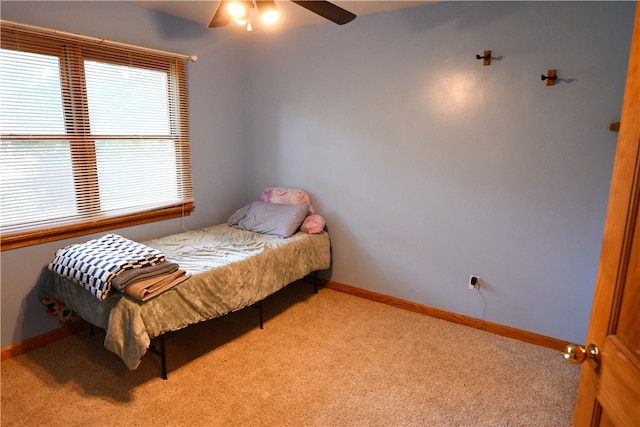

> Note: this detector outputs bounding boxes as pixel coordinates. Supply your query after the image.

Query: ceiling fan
[209,0,356,30]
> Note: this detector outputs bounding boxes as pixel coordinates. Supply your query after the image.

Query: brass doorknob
[564,343,600,368]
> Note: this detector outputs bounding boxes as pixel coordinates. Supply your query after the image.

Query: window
[0,21,194,250]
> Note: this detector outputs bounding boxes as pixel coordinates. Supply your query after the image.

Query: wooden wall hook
[541,69,557,86]
[475,50,491,66]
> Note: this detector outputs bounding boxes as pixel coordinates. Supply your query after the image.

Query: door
[570,2,640,426]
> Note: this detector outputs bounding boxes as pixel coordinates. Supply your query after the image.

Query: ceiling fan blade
[209,1,232,27]
[291,1,356,25]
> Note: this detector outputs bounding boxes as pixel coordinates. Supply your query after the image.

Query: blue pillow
[227,201,309,238]
[227,203,252,227]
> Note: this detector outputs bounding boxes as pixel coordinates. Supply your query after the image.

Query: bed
[40,188,331,379]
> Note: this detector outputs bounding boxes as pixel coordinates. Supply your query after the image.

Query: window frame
[0,23,194,251]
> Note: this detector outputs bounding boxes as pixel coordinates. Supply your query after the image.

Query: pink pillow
[300,214,326,234]
[260,187,316,215]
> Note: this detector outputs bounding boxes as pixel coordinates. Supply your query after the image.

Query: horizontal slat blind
[0,21,194,250]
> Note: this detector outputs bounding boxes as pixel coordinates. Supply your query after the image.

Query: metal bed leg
[314,270,318,294]
[253,302,264,329]
[149,334,168,380]
[159,335,167,380]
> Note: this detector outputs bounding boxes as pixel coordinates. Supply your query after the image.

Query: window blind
[0,21,194,250]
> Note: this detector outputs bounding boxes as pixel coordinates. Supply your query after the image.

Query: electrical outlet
[468,275,479,290]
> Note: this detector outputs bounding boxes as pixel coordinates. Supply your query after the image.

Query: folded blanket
[124,270,191,302]
[111,261,179,292]
[48,234,165,300]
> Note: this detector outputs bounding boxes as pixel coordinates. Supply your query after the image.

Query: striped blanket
[48,234,165,300]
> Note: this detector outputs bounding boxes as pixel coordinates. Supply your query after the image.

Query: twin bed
[40,188,331,379]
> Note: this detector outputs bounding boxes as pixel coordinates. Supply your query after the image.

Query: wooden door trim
[573,2,640,425]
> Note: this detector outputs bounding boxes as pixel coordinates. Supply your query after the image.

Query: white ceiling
[129,1,434,32]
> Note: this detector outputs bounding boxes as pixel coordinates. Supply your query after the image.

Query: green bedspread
[41,224,331,370]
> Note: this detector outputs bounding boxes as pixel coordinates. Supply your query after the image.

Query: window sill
[1,202,194,251]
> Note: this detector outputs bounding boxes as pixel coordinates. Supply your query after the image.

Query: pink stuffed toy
[300,214,326,234]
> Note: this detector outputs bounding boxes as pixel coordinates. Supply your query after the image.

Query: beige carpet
[1,283,580,426]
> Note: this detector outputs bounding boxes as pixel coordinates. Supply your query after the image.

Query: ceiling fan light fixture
[261,9,279,24]
[209,0,356,30]
[256,0,279,25]
[227,2,248,19]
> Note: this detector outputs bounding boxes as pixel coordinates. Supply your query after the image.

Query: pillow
[260,187,316,215]
[300,214,326,234]
[227,203,252,227]
[228,201,309,238]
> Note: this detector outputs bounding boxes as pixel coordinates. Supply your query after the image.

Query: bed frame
[86,272,320,380]
[42,224,331,379]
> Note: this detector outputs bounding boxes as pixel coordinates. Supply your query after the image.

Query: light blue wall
[0,1,635,348]
[244,1,635,343]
